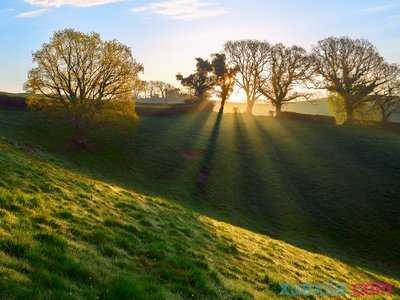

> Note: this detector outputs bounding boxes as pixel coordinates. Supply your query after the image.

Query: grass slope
[0,138,399,299]
[0,109,399,299]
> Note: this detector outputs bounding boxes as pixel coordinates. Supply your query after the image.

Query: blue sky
[0,0,399,93]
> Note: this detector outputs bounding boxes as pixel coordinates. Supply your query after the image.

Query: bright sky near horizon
[0,0,399,95]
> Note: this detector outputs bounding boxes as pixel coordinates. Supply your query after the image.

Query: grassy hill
[0,109,399,299]
[0,91,29,98]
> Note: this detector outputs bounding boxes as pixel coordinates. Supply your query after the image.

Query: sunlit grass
[0,139,398,299]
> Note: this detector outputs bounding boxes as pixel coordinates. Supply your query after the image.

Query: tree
[328,92,380,124]
[224,40,270,114]
[211,53,238,114]
[176,58,214,101]
[373,75,400,124]
[311,37,396,124]
[258,44,312,117]
[153,81,175,98]
[26,29,143,132]
[133,79,146,100]
[144,81,157,98]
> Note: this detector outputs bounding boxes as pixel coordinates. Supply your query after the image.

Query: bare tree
[373,73,400,124]
[153,81,175,98]
[211,53,238,114]
[224,40,270,114]
[144,81,158,98]
[258,44,312,117]
[26,29,143,132]
[311,37,396,124]
[133,79,146,99]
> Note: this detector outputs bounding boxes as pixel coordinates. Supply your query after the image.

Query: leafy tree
[224,40,270,114]
[311,37,397,124]
[26,29,143,133]
[211,53,238,114]
[258,44,312,117]
[176,58,214,101]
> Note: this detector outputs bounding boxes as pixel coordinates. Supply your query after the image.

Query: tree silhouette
[211,53,238,114]
[373,76,400,124]
[176,58,214,101]
[224,40,270,114]
[259,44,312,117]
[153,81,176,98]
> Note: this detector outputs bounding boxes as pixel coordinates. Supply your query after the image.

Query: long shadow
[252,117,400,279]
[131,111,212,183]
[196,112,223,194]
[222,113,319,240]
[4,109,399,281]
[16,110,213,204]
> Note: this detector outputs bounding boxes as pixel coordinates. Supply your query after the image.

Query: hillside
[0,109,399,299]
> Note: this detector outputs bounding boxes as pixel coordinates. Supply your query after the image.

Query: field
[0,109,399,299]
[211,100,400,123]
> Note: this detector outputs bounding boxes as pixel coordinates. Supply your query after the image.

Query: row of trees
[25,29,399,128]
[178,37,400,123]
[134,80,179,99]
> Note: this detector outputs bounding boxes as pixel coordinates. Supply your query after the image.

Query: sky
[0,0,399,94]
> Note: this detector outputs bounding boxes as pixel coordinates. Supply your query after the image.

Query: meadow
[0,108,399,299]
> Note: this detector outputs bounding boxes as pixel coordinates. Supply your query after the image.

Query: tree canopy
[224,40,270,113]
[311,37,398,124]
[259,44,312,116]
[26,29,143,128]
[176,58,215,101]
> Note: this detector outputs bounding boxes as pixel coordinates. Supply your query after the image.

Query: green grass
[0,109,399,299]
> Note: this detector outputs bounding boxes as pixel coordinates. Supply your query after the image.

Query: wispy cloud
[132,0,227,21]
[17,8,49,18]
[17,0,125,18]
[362,3,399,14]
[25,0,124,8]
[0,8,15,13]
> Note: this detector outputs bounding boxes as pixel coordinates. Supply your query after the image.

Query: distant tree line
[177,37,400,123]
[134,80,183,100]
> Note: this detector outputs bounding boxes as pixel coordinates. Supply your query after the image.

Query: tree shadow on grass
[196,112,223,194]
[230,113,321,239]
[3,109,399,282]
[251,116,400,280]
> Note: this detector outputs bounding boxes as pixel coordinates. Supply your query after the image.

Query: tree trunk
[275,103,282,118]
[246,99,256,114]
[344,104,355,125]
[381,111,391,126]
[219,96,227,114]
